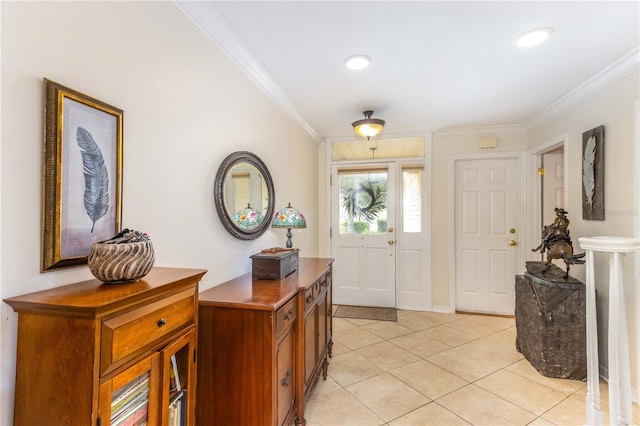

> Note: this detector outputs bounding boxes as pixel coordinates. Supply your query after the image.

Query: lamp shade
[272,203,306,248]
[232,204,264,229]
[352,110,385,140]
[272,203,307,229]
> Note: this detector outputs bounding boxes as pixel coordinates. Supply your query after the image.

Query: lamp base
[285,228,293,248]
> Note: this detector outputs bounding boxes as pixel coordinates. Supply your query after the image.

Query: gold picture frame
[42,79,123,271]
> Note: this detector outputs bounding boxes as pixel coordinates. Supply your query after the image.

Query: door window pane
[338,170,388,235]
[403,169,422,232]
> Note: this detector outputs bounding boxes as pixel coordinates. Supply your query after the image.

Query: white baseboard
[431,305,454,313]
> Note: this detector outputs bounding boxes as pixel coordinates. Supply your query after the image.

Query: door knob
[508,240,517,246]
[388,240,394,245]
[388,227,394,232]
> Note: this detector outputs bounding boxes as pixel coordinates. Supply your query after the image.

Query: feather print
[583,135,596,211]
[77,127,109,232]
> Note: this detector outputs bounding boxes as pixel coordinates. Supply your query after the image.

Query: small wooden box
[251,249,300,280]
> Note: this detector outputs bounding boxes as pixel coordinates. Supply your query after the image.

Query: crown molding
[173,1,320,142]
[526,46,640,129]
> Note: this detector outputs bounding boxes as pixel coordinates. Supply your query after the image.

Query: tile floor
[303,308,640,426]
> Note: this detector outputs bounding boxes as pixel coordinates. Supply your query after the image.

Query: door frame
[525,134,569,263]
[448,152,525,314]
[635,99,640,403]
[323,133,432,311]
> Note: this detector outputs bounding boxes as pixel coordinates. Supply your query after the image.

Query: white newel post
[578,237,640,426]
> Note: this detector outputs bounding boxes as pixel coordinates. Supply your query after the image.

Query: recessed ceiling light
[345,55,371,70]
[513,27,554,48]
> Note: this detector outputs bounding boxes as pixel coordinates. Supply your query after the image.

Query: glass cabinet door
[160,328,197,426]
[99,353,161,426]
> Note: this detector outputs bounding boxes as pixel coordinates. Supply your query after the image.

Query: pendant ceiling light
[352,111,385,140]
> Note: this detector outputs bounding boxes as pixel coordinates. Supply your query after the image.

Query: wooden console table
[196,257,333,426]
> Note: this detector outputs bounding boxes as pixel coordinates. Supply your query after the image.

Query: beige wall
[430,128,528,309]
[0,2,319,423]
[428,73,639,390]
[527,71,639,389]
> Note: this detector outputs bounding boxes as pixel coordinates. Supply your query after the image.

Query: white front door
[454,157,520,315]
[331,164,396,308]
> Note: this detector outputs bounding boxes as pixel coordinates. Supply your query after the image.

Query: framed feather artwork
[582,125,604,221]
[42,79,123,271]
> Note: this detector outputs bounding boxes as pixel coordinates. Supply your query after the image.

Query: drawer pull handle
[281,369,292,387]
[284,310,294,321]
[157,318,166,328]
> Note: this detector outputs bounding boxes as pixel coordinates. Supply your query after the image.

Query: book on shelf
[111,375,150,417]
[168,390,187,426]
[169,354,182,393]
[112,374,149,407]
[112,393,149,426]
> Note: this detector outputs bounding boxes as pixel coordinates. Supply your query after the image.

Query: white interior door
[331,164,396,308]
[455,157,520,315]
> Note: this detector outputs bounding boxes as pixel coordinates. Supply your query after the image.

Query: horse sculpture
[532,208,585,279]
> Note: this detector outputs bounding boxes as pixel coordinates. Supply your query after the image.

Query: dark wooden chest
[251,249,299,279]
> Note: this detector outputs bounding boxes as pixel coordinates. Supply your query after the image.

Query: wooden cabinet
[197,293,298,426]
[197,257,333,426]
[276,322,297,425]
[301,267,332,397]
[4,267,206,426]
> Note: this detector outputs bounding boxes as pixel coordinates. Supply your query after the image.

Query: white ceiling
[176,1,639,142]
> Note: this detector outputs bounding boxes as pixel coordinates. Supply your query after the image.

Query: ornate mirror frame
[214,151,275,240]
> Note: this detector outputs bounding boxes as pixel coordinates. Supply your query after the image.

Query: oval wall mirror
[214,151,275,240]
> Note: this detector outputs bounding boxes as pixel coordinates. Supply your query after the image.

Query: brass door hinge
[537,166,546,176]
